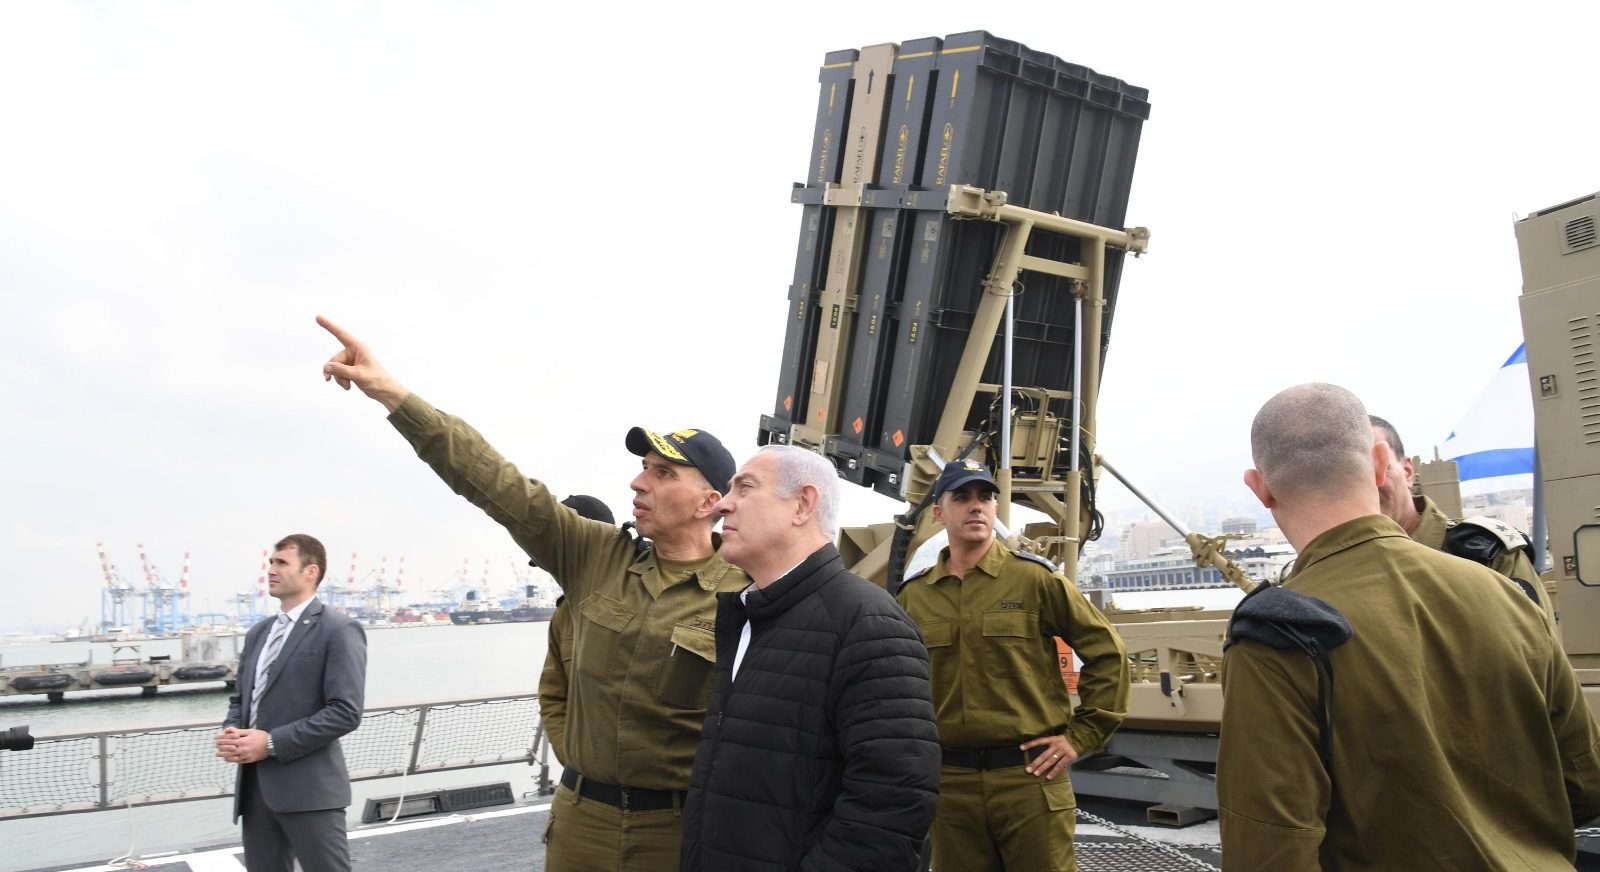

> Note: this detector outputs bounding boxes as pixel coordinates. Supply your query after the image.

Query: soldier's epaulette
[901,564,934,584]
[892,563,934,597]
[1442,516,1530,564]
[1014,549,1059,572]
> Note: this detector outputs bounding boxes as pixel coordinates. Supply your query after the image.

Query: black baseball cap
[625,426,737,495]
[932,458,1000,500]
[561,494,615,525]
[533,494,619,569]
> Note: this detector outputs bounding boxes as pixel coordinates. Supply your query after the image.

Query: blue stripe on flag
[1453,447,1534,481]
[1502,344,1526,367]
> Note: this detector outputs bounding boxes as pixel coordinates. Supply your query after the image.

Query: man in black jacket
[681,445,940,872]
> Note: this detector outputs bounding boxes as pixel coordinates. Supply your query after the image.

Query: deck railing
[0,694,549,819]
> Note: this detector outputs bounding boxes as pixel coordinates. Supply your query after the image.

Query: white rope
[104,741,143,868]
[383,711,422,825]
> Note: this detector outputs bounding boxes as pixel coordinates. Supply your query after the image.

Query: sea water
[0,621,550,871]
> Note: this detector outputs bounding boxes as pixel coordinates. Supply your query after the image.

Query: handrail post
[533,719,553,795]
[98,735,110,810]
[407,706,429,775]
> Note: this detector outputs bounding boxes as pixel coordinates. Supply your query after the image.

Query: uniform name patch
[999,600,1025,609]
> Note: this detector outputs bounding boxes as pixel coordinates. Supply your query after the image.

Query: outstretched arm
[317,315,410,412]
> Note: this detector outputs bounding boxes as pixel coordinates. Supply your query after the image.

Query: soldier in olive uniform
[896,459,1129,872]
[319,317,750,872]
[1219,384,1600,870]
[537,494,617,769]
[1369,415,1552,618]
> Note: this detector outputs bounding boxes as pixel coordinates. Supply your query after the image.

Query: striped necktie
[250,614,293,727]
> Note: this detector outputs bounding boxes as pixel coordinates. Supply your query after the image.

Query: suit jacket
[225,598,367,822]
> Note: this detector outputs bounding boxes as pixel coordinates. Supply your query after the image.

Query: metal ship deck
[24,796,1236,872]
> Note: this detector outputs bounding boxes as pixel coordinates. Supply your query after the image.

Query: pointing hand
[317,315,409,412]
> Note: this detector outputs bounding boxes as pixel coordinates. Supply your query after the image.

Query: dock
[0,635,241,702]
[0,655,237,702]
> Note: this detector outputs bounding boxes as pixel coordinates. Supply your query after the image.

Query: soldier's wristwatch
[265,733,276,758]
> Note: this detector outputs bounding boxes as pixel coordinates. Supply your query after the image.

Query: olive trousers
[543,783,684,872]
[931,764,1078,872]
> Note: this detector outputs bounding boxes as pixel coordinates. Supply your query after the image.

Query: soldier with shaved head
[1218,383,1600,870]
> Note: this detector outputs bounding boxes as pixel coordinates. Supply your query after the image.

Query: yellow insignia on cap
[648,430,690,463]
[963,459,983,471]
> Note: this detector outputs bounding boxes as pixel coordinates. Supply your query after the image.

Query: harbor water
[0,622,551,871]
[0,588,1236,870]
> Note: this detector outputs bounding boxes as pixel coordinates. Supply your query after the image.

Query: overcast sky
[3,2,1594,632]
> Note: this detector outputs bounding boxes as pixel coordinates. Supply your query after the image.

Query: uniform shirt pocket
[576,593,634,680]
[981,609,1036,639]
[656,622,717,709]
[919,619,954,648]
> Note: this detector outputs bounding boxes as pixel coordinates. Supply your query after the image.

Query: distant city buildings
[1085,517,1293,593]
[1115,520,1182,560]
[1081,488,1540,596]
[1220,516,1257,536]
[1461,488,1534,539]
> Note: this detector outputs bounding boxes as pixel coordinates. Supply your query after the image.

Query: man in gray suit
[216,533,368,871]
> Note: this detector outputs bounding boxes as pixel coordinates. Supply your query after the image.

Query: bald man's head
[1250,383,1376,503]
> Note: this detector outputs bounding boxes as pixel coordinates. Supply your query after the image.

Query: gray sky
[3,2,1595,631]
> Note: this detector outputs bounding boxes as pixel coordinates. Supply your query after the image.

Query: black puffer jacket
[680,545,940,872]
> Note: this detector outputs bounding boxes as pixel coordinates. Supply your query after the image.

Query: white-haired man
[679,445,940,872]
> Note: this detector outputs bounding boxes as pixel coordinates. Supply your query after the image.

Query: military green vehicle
[757,32,1600,827]
[1515,192,1600,695]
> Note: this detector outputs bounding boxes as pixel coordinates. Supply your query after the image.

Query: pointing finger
[316,314,355,346]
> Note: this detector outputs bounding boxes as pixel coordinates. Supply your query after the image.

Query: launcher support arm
[1096,454,1257,592]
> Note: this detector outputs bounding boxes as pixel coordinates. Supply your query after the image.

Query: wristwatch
[265,733,276,758]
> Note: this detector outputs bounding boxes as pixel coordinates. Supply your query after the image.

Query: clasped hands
[214,727,270,765]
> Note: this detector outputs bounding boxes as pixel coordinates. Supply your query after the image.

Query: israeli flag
[1439,345,1535,494]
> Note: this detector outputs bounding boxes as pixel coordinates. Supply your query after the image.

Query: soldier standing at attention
[1218,383,1600,870]
[1368,414,1552,618]
[317,317,750,872]
[896,459,1129,872]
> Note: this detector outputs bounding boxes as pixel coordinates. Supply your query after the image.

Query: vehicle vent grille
[1571,313,1599,444]
[1564,214,1598,252]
